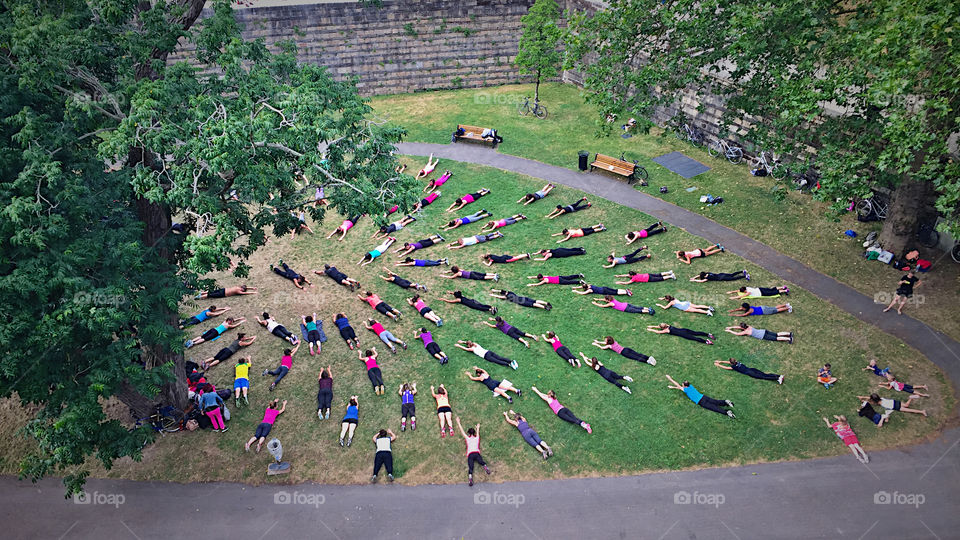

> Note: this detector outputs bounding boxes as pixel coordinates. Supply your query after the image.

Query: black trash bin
[578,151,590,171]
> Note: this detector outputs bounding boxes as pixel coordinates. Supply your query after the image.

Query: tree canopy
[566,0,959,251]
[515,0,563,103]
[0,0,416,493]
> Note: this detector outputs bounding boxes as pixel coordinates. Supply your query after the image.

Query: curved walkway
[2,143,957,540]
[397,142,960,384]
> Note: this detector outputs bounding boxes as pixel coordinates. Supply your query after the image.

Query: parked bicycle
[518,97,548,119]
[674,123,706,147]
[620,151,650,184]
[707,138,744,164]
[131,403,184,434]
[854,192,889,221]
[751,150,786,179]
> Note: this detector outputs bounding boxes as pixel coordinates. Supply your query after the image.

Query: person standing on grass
[883,271,921,315]
[456,417,491,487]
[665,374,736,418]
[398,383,417,432]
[370,428,397,483]
[245,399,287,452]
[714,358,784,384]
[530,387,592,433]
[503,411,553,459]
[198,385,228,433]
[432,384,454,438]
[339,396,360,447]
[261,342,300,392]
[317,366,333,420]
[823,415,869,464]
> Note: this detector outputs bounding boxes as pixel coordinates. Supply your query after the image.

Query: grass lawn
[371,83,960,342]
[2,159,950,487]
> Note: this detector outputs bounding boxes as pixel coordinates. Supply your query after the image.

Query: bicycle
[674,123,706,147]
[751,150,786,179]
[619,151,649,185]
[132,403,185,434]
[952,242,960,263]
[517,97,547,119]
[707,138,744,164]
[854,193,889,221]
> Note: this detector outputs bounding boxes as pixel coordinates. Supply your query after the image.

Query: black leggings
[642,223,666,236]
[373,450,394,475]
[621,347,650,363]
[623,247,651,264]
[272,325,294,340]
[556,275,581,285]
[551,247,585,258]
[556,407,583,426]
[273,263,300,281]
[367,367,383,388]
[697,395,731,415]
[647,273,666,282]
[467,452,487,474]
[705,271,743,281]
[561,199,589,213]
[668,326,710,343]
[597,366,627,388]
[339,325,357,342]
[590,285,619,295]
[461,297,494,312]
[555,345,576,362]
[317,388,333,409]
[484,351,512,367]
[758,287,780,296]
[735,365,780,381]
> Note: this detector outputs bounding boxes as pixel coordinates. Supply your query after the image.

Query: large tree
[566,0,960,253]
[0,0,416,493]
[515,0,563,103]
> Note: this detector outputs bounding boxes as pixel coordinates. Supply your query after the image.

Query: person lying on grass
[728,302,792,316]
[195,284,257,299]
[489,288,551,310]
[517,183,555,205]
[675,244,724,264]
[257,312,298,345]
[725,323,793,343]
[407,294,443,326]
[393,235,445,258]
[593,336,656,365]
[571,281,632,296]
[714,358,783,384]
[380,267,428,292]
[665,374,735,418]
[553,223,606,243]
[415,153,439,180]
[327,214,361,241]
[372,215,416,239]
[592,295,655,315]
[615,270,676,284]
[466,367,521,403]
[657,295,715,316]
[689,270,748,282]
[438,290,498,314]
[625,222,667,243]
[545,197,591,219]
[442,209,491,231]
[528,273,584,286]
[480,214,527,232]
[180,306,230,329]
[316,263,361,291]
[603,246,651,268]
[727,285,789,299]
[359,236,397,266]
[823,415,869,463]
[482,252,531,266]
[201,333,256,370]
[483,316,538,347]
[542,331,582,367]
[503,410,553,459]
[424,170,452,193]
[581,353,633,394]
[440,266,499,281]
[185,317,246,349]
[880,372,929,397]
[445,188,491,212]
[448,232,504,250]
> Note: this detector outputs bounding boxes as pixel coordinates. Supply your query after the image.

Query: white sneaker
[623,375,634,382]
[623,387,632,394]
[648,357,657,366]
[787,304,793,313]
[777,375,784,385]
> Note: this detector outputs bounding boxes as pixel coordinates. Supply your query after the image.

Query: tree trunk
[535,69,541,102]
[115,381,161,419]
[878,177,930,256]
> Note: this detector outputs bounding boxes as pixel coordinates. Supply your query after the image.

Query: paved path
[3,143,958,540]
[3,427,958,540]
[397,142,960,384]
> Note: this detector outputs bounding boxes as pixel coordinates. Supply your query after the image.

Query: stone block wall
[170,0,537,96]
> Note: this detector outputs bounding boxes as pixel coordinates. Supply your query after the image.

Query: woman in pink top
[407,295,443,326]
[413,191,441,212]
[480,214,528,232]
[263,342,300,391]
[326,214,362,241]
[455,417,491,486]
[363,318,406,353]
[592,295,654,315]
[625,221,668,243]
[541,331,581,367]
[614,270,676,284]
[823,415,869,463]
[424,170,452,192]
[530,387,592,433]
[357,291,401,321]
[527,273,583,286]
[593,336,656,365]
[244,399,287,452]
[445,188,491,212]
[359,347,385,395]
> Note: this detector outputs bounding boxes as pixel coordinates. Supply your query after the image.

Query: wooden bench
[454,124,499,147]
[590,153,636,182]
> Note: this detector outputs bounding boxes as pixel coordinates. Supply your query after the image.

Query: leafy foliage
[515,0,563,102]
